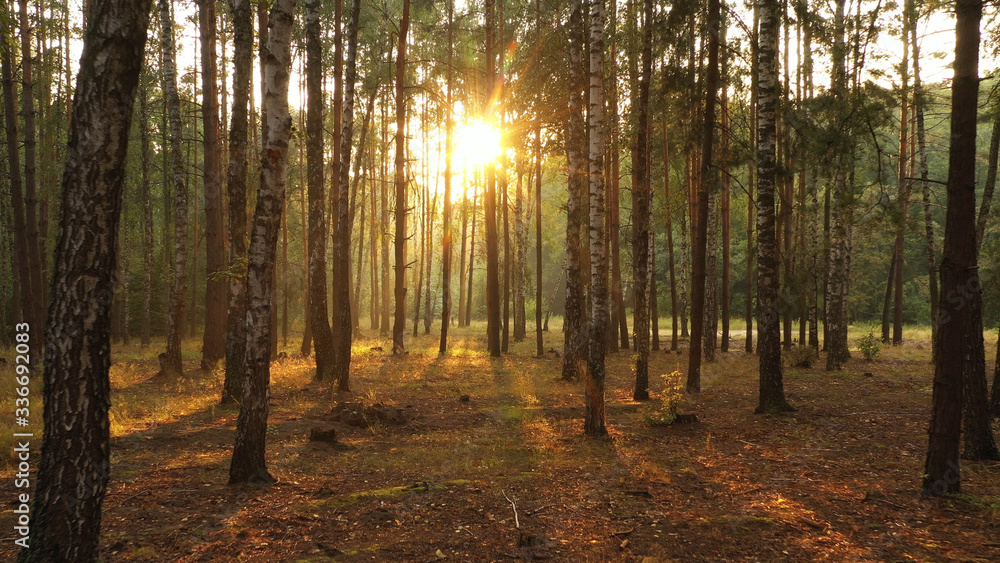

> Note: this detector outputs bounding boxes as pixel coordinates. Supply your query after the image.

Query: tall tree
[200,0,227,369]
[332,0,362,391]
[222,0,253,404]
[160,0,188,378]
[825,0,851,370]
[229,0,297,485]
[563,0,587,380]
[923,0,981,496]
[305,0,334,381]
[392,0,411,354]
[440,0,455,355]
[687,0,722,394]
[754,0,793,413]
[484,0,502,357]
[17,0,45,345]
[632,0,653,399]
[586,0,609,435]
[19,0,152,558]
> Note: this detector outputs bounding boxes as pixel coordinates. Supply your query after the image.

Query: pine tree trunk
[200,0,227,370]
[923,0,981,496]
[825,0,850,371]
[892,7,910,347]
[563,0,588,380]
[160,0,188,378]
[484,0,501,357]
[229,0,296,485]
[535,118,544,356]
[755,0,793,413]
[687,0,722,393]
[440,0,455,354]
[515,162,527,342]
[0,29,37,347]
[21,0,152,557]
[631,0,653,399]
[663,122,679,352]
[746,4,758,354]
[304,0,333,381]
[141,76,153,347]
[392,0,410,354]
[222,0,252,404]
[17,0,45,347]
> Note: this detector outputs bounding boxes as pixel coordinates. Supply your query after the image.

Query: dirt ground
[3,325,1000,562]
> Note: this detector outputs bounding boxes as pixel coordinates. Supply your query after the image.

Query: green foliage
[644,371,684,426]
[857,330,881,361]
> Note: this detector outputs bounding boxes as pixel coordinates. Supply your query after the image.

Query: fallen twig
[610,527,634,537]
[502,489,520,529]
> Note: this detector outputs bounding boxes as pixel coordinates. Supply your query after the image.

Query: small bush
[857,330,881,361]
[784,344,818,368]
[644,371,684,425]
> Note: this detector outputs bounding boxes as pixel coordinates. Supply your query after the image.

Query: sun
[453,118,502,168]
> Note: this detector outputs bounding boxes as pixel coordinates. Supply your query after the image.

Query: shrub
[644,371,684,426]
[784,344,818,368]
[857,330,881,361]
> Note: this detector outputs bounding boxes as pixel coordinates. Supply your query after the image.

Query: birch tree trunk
[229,0,296,485]
[21,0,152,557]
[586,0,609,435]
[755,0,794,413]
[333,0,362,390]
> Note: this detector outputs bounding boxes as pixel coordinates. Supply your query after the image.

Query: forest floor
[2,323,1000,562]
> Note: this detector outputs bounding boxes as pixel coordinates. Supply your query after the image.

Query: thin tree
[535,119,544,356]
[392,0,411,354]
[585,0,609,435]
[305,0,334,381]
[332,0,363,390]
[229,0,297,485]
[687,0,722,394]
[923,0,981,495]
[200,0,227,369]
[19,0,152,558]
[160,0,188,378]
[222,0,253,404]
[484,0,502,357]
[755,0,794,413]
[440,0,455,355]
[563,0,587,381]
[631,0,654,398]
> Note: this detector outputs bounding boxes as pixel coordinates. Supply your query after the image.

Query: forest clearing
[3,324,999,562]
[5,0,1000,558]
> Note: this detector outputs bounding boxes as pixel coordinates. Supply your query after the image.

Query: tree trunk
[222,0,252,404]
[563,0,587,380]
[304,0,334,381]
[631,0,653,399]
[0,27,37,347]
[20,0,152,558]
[333,0,362,390]
[229,0,296,485]
[140,76,153,347]
[923,0,981,496]
[687,0,722,394]
[392,0,410,354]
[160,0,188,378]
[663,122,678,352]
[17,0,45,347]
[200,0,227,370]
[484,0,501,357]
[755,0,793,413]
[585,0,609,435]
[440,0,455,355]
[535,120,544,356]
[825,0,850,371]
